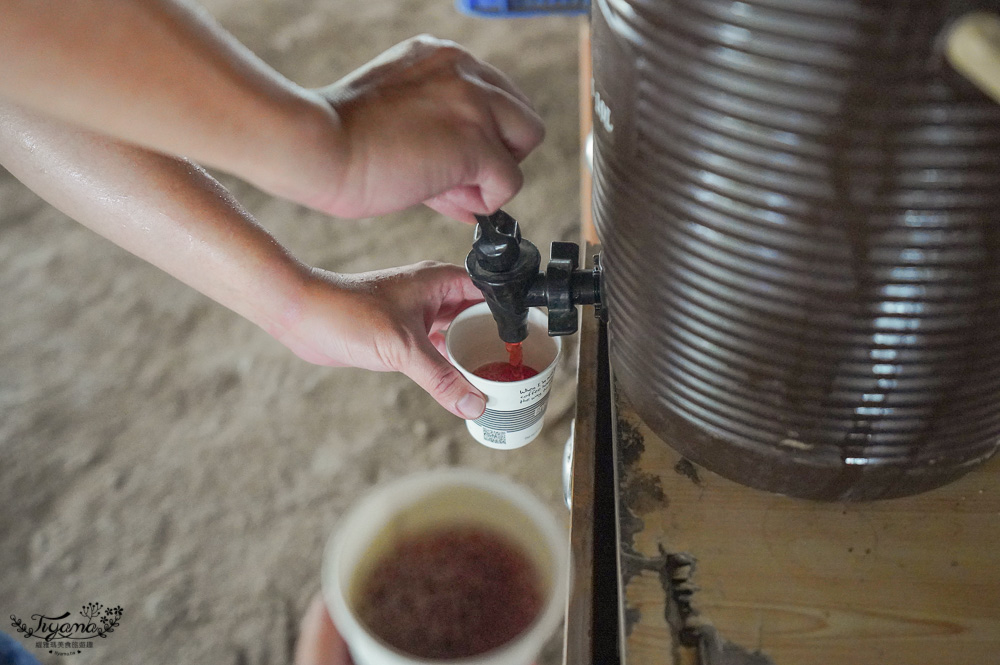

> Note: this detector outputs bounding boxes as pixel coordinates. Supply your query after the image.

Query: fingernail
[457,392,486,419]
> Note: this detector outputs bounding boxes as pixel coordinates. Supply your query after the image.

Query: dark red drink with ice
[354,525,543,659]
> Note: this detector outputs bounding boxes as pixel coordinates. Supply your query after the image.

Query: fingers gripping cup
[446,303,561,449]
[321,469,570,665]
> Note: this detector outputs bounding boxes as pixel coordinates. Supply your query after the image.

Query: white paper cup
[446,303,561,449]
[321,468,569,665]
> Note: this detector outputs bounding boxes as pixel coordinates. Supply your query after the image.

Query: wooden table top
[611,380,1000,665]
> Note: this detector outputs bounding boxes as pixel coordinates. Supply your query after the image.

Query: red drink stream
[473,342,539,382]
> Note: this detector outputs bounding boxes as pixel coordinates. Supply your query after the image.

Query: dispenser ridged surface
[591,0,1000,499]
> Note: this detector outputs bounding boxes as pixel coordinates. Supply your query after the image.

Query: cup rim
[321,468,569,665]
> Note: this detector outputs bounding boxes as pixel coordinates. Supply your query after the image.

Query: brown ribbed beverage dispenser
[591,0,1000,500]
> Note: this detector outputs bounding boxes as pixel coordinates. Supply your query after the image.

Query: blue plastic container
[455,0,588,18]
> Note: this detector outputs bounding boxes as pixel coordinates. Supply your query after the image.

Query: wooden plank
[613,381,1000,665]
[578,19,598,246]
[563,247,601,665]
[563,19,601,664]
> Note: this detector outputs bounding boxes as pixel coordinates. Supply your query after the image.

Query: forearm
[0,7,543,223]
[0,0,342,200]
[0,100,311,339]
[0,100,489,417]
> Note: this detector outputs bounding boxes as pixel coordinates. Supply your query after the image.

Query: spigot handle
[535,243,604,335]
[474,211,522,272]
[545,242,580,335]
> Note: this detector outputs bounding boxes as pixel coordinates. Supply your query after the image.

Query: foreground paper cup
[322,468,569,665]
[446,303,561,449]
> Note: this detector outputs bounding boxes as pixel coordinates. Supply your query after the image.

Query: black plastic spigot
[467,211,541,343]
[466,210,604,344]
[472,209,523,272]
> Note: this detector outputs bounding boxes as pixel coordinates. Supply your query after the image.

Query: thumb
[404,339,486,420]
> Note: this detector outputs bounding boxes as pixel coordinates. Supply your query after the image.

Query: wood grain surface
[563,254,600,665]
[613,383,1000,665]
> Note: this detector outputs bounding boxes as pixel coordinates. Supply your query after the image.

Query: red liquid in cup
[473,342,539,382]
[354,525,544,659]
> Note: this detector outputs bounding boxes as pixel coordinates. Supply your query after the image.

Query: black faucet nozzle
[467,211,540,344]
[473,210,521,272]
[466,210,605,344]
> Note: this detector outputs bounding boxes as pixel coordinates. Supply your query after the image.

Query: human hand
[275,261,487,419]
[294,594,353,665]
[301,35,545,223]
[0,6,543,224]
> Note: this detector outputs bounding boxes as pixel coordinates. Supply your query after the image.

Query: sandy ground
[0,2,583,663]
